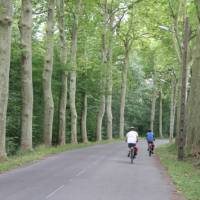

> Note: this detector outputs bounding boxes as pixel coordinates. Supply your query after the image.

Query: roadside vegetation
[157,144,200,200]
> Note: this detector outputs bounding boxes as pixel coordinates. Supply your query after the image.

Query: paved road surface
[0,140,185,200]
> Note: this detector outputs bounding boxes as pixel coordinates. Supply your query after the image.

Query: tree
[0,0,13,160]
[57,0,67,145]
[96,0,107,142]
[118,7,134,139]
[169,72,177,143]
[177,16,190,160]
[159,89,163,138]
[19,0,33,151]
[70,0,81,144]
[43,0,55,146]
[186,0,200,157]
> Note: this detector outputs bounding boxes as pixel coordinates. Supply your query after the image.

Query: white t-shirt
[126,131,138,143]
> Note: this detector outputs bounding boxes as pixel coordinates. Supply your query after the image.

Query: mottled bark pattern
[70,0,81,144]
[0,0,12,160]
[43,0,55,146]
[186,3,200,156]
[58,72,67,145]
[178,17,189,160]
[96,95,105,141]
[19,0,33,151]
[169,78,176,143]
[119,46,129,139]
[106,11,114,140]
[81,94,88,143]
[57,0,67,145]
[96,1,107,142]
[150,91,157,132]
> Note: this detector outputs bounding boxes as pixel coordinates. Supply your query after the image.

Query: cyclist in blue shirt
[146,129,155,153]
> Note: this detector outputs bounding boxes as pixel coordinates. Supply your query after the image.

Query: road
[0,140,185,200]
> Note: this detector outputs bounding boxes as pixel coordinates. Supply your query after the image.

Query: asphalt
[0,140,185,200]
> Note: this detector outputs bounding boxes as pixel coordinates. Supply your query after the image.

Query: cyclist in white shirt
[126,127,138,157]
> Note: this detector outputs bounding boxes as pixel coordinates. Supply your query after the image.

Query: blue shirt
[146,131,154,142]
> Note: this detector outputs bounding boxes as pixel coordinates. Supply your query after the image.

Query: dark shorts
[147,141,153,144]
[128,143,136,148]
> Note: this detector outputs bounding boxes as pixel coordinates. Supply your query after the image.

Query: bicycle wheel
[130,149,134,164]
[149,145,152,157]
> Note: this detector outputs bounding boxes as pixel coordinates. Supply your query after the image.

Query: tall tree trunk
[96,1,107,142]
[42,0,55,146]
[178,16,189,160]
[159,89,163,138]
[150,91,157,132]
[0,0,12,160]
[58,73,67,145]
[70,0,81,144]
[96,95,105,141]
[186,2,200,156]
[57,0,67,145]
[106,12,114,140]
[119,45,129,139]
[19,0,33,151]
[169,78,177,143]
[81,93,88,143]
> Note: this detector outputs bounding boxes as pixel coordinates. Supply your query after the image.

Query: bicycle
[148,142,154,157]
[130,146,137,164]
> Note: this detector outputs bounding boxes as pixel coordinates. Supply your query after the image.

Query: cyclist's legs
[128,143,137,155]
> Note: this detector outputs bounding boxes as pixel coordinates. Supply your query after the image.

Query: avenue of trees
[0,0,200,161]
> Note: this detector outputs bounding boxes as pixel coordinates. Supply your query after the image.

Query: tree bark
[119,44,129,139]
[42,0,55,146]
[19,0,33,151]
[177,16,190,160]
[96,1,107,142]
[57,0,67,145]
[70,0,81,144]
[169,77,177,143]
[159,89,163,138]
[96,95,105,141]
[81,93,88,143]
[0,0,12,160]
[58,72,67,145]
[150,90,157,132]
[186,2,200,156]
[106,11,114,140]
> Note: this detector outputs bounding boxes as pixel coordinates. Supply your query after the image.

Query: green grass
[156,144,200,200]
[0,139,121,173]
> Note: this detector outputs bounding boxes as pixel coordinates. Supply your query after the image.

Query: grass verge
[156,144,200,200]
[0,139,121,173]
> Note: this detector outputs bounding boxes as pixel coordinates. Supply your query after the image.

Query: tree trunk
[96,95,105,141]
[96,1,107,142]
[19,0,33,151]
[0,0,12,160]
[106,12,114,140]
[70,0,81,144]
[57,0,67,145]
[159,89,163,138]
[169,78,177,143]
[42,0,55,146]
[186,4,200,156]
[150,91,157,132]
[119,45,129,139]
[81,93,88,143]
[177,16,189,160]
[58,72,67,145]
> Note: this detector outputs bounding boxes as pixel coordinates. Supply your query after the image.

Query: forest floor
[156,144,200,200]
[0,139,187,200]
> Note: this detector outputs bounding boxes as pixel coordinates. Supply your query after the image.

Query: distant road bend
[0,140,186,200]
